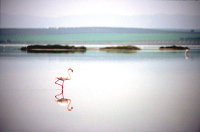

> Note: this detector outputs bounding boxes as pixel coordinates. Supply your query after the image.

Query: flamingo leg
[61,80,64,89]
[55,92,62,99]
[55,89,64,99]
[55,79,63,87]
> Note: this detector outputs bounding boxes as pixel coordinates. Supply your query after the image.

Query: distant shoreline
[1,29,200,45]
[1,41,200,45]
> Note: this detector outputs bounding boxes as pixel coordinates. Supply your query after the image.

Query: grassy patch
[21,44,86,53]
[159,45,189,50]
[100,45,140,53]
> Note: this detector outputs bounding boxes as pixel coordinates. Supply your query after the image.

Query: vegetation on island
[100,45,140,53]
[159,45,189,50]
[21,44,86,53]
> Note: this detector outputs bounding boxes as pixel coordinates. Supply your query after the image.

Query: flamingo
[185,49,189,60]
[55,89,73,111]
[55,67,73,89]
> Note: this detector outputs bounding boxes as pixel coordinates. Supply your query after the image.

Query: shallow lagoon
[0,45,200,132]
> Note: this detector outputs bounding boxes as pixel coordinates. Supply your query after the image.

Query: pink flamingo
[55,68,73,89]
[185,49,189,60]
[55,89,73,111]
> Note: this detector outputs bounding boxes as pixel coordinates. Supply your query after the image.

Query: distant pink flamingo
[55,68,73,89]
[55,89,73,111]
[185,49,189,60]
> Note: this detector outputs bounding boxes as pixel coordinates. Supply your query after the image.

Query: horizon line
[0,26,199,30]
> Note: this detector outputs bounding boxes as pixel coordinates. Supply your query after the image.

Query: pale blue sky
[1,0,200,16]
[0,0,200,28]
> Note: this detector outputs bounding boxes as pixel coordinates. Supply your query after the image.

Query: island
[21,45,87,53]
[159,45,189,50]
[99,45,141,53]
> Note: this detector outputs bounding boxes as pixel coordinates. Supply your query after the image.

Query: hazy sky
[0,0,200,28]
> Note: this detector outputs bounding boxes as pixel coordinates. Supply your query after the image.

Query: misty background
[0,0,200,29]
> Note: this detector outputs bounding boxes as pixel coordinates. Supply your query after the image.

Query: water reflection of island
[55,89,73,111]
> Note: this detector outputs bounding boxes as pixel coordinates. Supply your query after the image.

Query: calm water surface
[0,45,200,132]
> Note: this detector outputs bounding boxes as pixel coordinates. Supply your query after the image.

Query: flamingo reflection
[55,89,73,111]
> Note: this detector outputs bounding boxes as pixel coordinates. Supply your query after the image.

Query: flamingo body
[55,67,73,89]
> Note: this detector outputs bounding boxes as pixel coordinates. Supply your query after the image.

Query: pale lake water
[0,45,200,132]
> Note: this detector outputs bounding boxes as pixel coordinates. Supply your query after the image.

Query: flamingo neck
[67,70,71,80]
[67,100,72,111]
